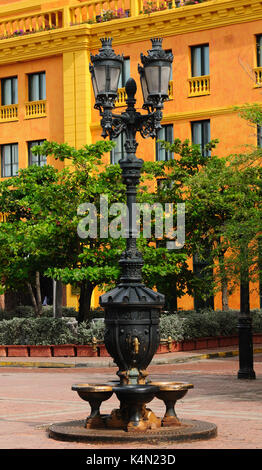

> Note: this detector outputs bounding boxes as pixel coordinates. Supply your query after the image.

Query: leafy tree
[140,137,219,309]
[0,140,189,321]
[185,150,262,310]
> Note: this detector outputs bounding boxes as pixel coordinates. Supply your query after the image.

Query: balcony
[0,104,18,122]
[0,0,211,39]
[115,81,173,106]
[188,75,210,97]
[0,7,63,39]
[254,67,262,87]
[25,100,46,119]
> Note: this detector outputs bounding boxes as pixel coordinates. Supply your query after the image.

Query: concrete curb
[0,347,261,368]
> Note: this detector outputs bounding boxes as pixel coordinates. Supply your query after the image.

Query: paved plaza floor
[0,349,261,465]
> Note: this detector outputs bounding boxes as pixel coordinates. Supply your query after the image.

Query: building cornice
[90,105,238,131]
[89,0,262,48]
[0,0,261,64]
[0,26,91,65]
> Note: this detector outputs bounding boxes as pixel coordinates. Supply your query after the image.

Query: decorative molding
[0,0,261,64]
[90,105,238,130]
[89,0,262,48]
[0,26,91,65]
[162,105,238,123]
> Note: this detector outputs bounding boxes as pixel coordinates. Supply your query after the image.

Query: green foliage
[76,319,105,343]
[234,103,262,127]
[0,306,77,320]
[1,309,261,345]
[0,317,76,345]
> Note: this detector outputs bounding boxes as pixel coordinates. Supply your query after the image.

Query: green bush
[0,317,76,345]
[0,305,77,320]
[76,320,105,344]
[159,314,185,342]
[0,309,261,345]
[252,309,262,333]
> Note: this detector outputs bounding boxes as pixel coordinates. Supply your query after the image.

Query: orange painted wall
[90,20,262,311]
[0,54,64,173]
[0,3,260,311]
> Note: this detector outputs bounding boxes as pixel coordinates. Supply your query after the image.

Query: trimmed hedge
[0,305,105,321]
[0,309,261,345]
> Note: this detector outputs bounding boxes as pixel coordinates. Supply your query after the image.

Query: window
[258,125,262,148]
[165,49,173,80]
[28,140,46,166]
[191,120,211,157]
[191,44,209,77]
[28,72,46,101]
[111,133,126,164]
[1,143,18,177]
[156,124,173,161]
[119,58,130,88]
[1,76,18,105]
[256,35,262,67]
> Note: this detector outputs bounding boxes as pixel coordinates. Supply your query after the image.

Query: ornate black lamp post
[90,37,172,387]
[49,38,217,441]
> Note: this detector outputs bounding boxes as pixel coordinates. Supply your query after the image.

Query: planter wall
[0,346,7,356]
[52,344,76,357]
[0,334,262,357]
[29,345,52,357]
[76,345,98,357]
[7,345,29,357]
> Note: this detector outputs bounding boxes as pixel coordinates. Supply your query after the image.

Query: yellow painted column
[63,51,76,151]
[63,46,93,309]
[63,49,93,158]
[74,49,93,148]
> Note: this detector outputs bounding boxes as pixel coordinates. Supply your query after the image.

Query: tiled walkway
[0,349,261,450]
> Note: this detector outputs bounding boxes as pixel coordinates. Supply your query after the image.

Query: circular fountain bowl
[149,381,193,403]
[72,383,113,402]
[149,381,194,390]
[112,384,159,406]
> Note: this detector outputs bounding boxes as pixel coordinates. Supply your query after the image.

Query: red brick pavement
[0,353,261,454]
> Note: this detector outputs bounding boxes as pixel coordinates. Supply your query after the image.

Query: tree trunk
[26,281,38,316]
[78,281,94,323]
[35,271,42,316]
[221,278,229,311]
[218,248,229,311]
[55,280,63,318]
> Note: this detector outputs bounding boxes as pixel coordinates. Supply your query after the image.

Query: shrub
[77,320,105,344]
[252,309,262,333]
[159,314,185,341]
[0,309,261,345]
[0,305,77,320]
[0,318,76,345]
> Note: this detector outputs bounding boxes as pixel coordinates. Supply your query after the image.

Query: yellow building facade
[0,0,261,311]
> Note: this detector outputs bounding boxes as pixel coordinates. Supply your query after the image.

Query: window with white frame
[1,76,18,105]
[191,44,209,77]
[28,140,46,166]
[256,35,262,67]
[28,72,46,101]
[111,133,127,164]
[191,120,211,157]
[156,124,173,161]
[1,143,18,177]
[119,57,130,88]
